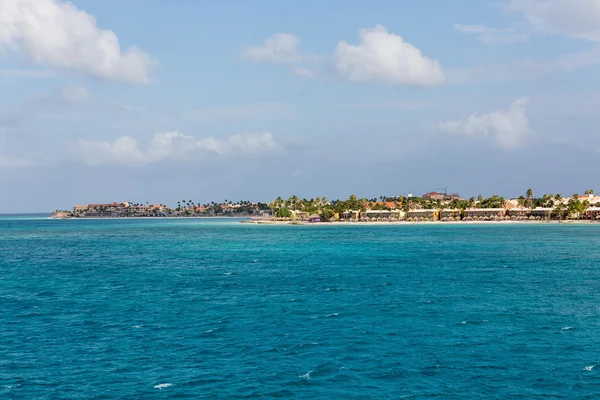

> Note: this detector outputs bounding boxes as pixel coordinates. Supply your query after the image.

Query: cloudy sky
[1,0,600,212]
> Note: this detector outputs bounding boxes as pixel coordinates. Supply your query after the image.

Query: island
[52,189,600,223]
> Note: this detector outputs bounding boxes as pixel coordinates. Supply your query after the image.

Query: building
[308,214,321,223]
[586,207,600,220]
[464,208,505,219]
[440,209,461,220]
[530,207,553,219]
[422,191,461,201]
[406,209,438,221]
[507,207,529,218]
[422,192,445,201]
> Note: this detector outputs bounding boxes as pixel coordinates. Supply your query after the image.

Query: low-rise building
[586,207,600,220]
[406,209,438,221]
[464,208,505,219]
[507,207,529,218]
[440,209,461,220]
[531,207,553,219]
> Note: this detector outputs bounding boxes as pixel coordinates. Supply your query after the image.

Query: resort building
[406,209,438,221]
[586,207,600,220]
[440,209,461,220]
[530,207,554,220]
[361,209,404,221]
[340,210,360,221]
[464,208,506,219]
[507,207,529,218]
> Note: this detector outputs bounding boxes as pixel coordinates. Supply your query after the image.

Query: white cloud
[506,0,600,42]
[334,25,445,86]
[453,24,528,44]
[0,0,157,83]
[242,33,302,64]
[59,85,90,102]
[71,131,281,166]
[437,98,534,149]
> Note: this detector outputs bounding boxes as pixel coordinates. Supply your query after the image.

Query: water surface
[2,218,600,398]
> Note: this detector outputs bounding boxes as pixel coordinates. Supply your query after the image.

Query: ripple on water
[2,220,600,398]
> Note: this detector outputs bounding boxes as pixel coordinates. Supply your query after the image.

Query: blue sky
[2,0,600,212]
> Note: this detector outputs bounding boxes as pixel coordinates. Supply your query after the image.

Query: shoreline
[241,219,599,226]
[48,216,250,220]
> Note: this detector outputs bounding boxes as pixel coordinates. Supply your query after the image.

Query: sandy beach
[241,219,598,226]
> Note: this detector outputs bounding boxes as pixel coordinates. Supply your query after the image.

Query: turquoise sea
[2,216,600,398]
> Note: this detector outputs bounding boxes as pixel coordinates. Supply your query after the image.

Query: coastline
[49,216,249,220]
[240,219,598,226]
[47,216,599,225]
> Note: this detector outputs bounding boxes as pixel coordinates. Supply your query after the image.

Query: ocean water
[2,217,600,399]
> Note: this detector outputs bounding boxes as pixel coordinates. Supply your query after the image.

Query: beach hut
[308,214,321,223]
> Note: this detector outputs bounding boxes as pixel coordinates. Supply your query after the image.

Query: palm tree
[526,188,533,209]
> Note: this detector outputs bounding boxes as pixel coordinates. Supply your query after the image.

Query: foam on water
[154,383,172,389]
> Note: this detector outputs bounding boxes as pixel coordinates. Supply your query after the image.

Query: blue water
[2,217,600,398]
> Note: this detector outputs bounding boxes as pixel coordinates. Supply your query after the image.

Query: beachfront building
[341,210,360,221]
[530,207,554,220]
[463,208,506,220]
[361,201,404,221]
[440,209,461,221]
[586,207,600,220]
[362,209,391,221]
[406,209,438,221]
[507,207,529,219]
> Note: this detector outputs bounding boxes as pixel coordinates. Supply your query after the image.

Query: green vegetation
[276,207,293,218]
[264,189,599,222]
[55,189,600,222]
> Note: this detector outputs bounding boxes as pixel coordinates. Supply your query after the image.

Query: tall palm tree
[526,188,533,209]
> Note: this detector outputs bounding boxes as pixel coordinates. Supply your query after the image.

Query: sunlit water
[2,217,600,398]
